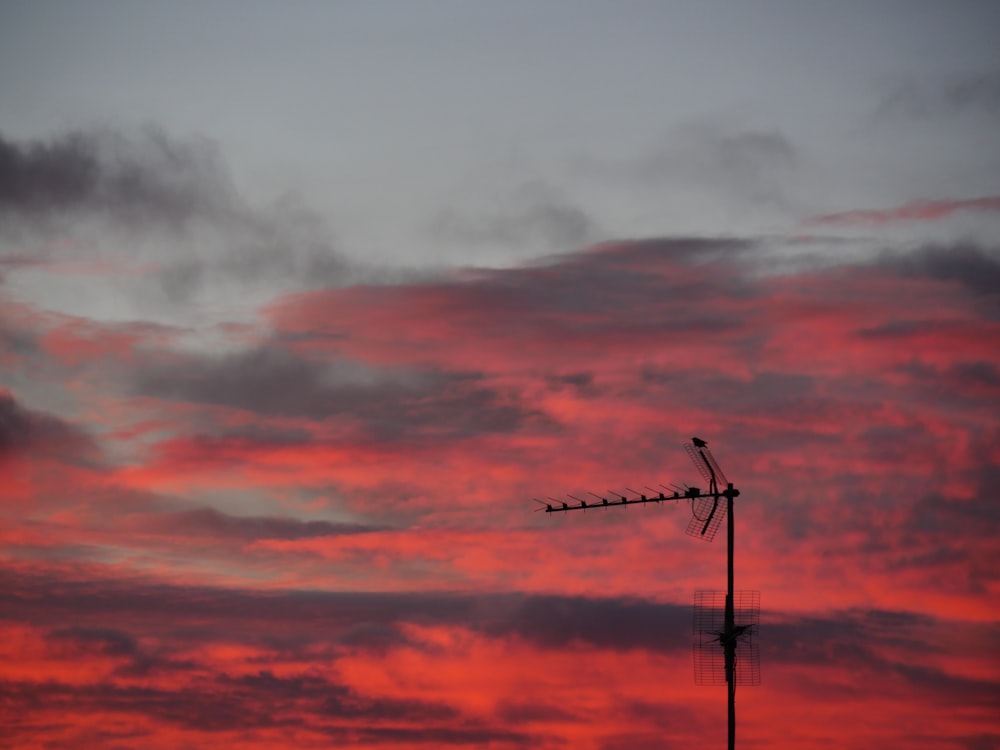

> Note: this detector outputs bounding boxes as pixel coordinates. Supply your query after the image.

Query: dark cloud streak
[134,344,548,437]
[153,506,381,542]
[0,127,235,228]
[880,243,1000,302]
[0,390,98,465]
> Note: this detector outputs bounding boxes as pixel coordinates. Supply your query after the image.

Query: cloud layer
[2,213,999,747]
[0,129,350,315]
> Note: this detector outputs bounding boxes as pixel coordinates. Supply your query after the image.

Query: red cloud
[3,237,999,748]
[2,562,996,749]
[804,195,1000,226]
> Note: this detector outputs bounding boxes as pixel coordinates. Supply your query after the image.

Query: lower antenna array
[693,590,761,686]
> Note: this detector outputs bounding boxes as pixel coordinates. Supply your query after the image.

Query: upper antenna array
[536,438,739,544]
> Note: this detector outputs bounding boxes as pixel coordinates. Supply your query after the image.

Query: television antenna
[538,437,758,750]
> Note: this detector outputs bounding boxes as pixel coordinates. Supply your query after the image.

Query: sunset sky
[2,2,999,748]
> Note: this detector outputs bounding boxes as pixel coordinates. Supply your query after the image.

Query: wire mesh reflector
[685,494,726,541]
[693,590,761,686]
[683,441,729,541]
[683,442,728,488]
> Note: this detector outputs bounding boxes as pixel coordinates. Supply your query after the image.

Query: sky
[1,1,999,748]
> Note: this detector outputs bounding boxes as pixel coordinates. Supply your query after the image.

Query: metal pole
[726,483,735,750]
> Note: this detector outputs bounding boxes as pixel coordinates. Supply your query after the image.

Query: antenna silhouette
[539,437,757,750]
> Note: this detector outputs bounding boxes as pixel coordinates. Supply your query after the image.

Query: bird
[692,436,707,447]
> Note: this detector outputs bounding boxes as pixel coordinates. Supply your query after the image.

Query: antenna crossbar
[541,486,702,513]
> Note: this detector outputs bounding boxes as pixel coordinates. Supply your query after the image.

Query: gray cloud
[961,735,1000,750]
[0,570,703,656]
[48,626,142,658]
[879,243,1000,302]
[431,180,601,254]
[878,71,1000,119]
[483,595,692,654]
[153,192,349,302]
[649,128,797,193]
[11,564,993,671]
[951,360,1000,389]
[766,610,999,711]
[0,127,350,301]
[133,344,548,438]
[400,236,754,333]
[0,676,521,745]
[0,317,37,357]
[576,124,800,211]
[152,506,380,542]
[640,369,821,420]
[6,564,996,740]
[0,391,98,465]
[0,127,236,228]
[134,345,344,418]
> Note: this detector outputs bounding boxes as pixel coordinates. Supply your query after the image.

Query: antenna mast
[539,437,757,750]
